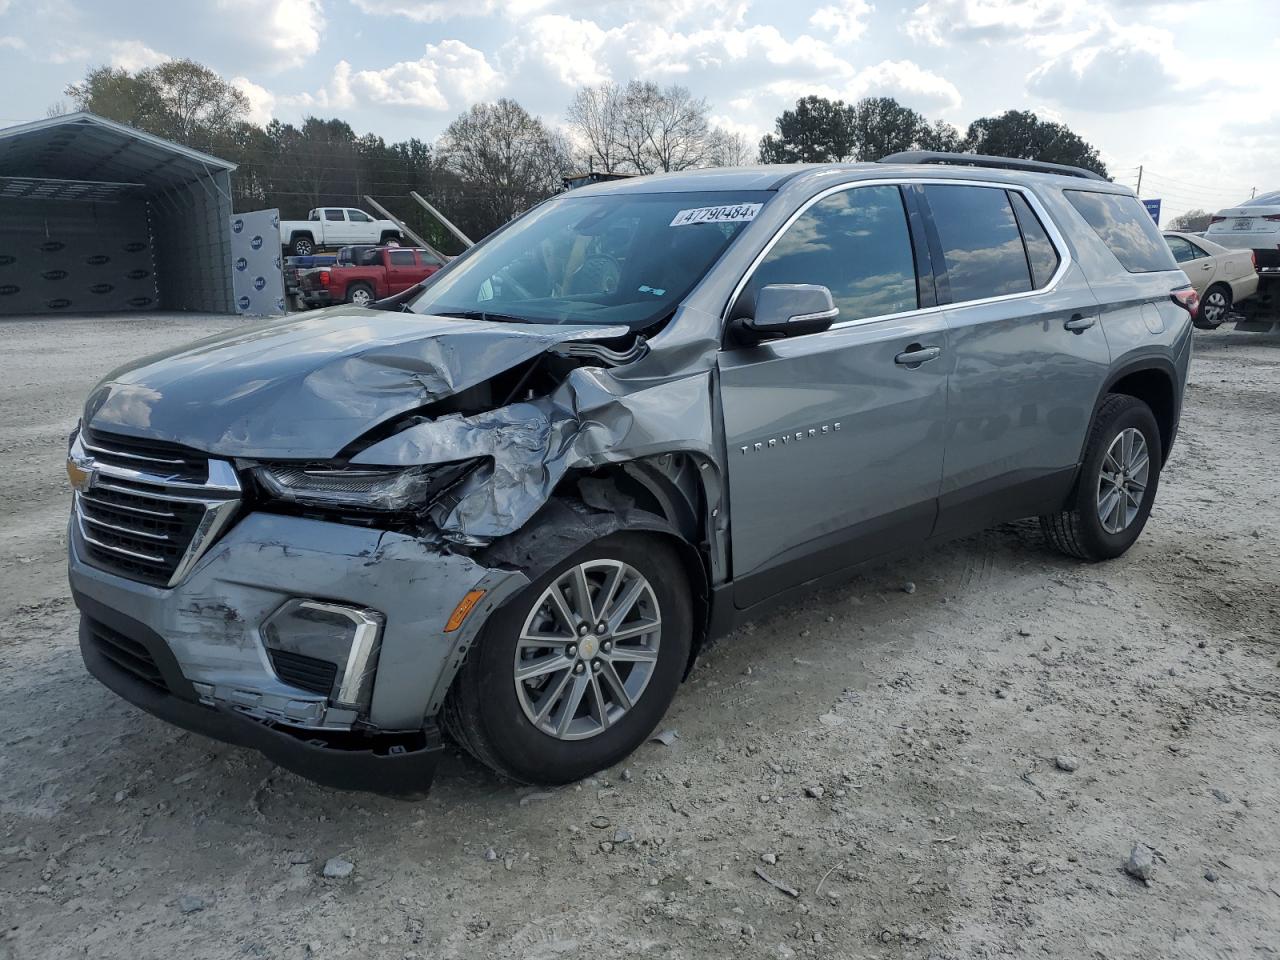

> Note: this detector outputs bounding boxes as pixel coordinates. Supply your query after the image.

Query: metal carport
[0,111,236,316]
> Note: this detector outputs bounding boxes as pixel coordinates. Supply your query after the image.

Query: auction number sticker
[670,203,763,227]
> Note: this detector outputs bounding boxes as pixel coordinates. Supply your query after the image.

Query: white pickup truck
[279,207,403,255]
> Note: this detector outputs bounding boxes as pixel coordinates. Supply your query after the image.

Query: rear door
[1165,234,1215,294]
[718,182,949,607]
[921,182,1110,538]
[322,208,348,244]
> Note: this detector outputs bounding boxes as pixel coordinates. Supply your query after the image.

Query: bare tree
[566,82,626,174]
[619,81,712,174]
[708,128,755,167]
[439,99,571,232]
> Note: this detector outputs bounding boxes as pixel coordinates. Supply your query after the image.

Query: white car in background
[1164,231,1258,329]
[1204,191,1280,278]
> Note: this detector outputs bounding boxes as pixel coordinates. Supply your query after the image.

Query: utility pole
[1251,187,1257,199]
[1135,165,1143,196]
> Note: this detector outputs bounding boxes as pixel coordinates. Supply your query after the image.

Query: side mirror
[737,284,839,341]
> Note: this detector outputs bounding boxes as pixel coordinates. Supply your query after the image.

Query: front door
[718,183,949,608]
[918,183,1111,538]
[386,249,421,293]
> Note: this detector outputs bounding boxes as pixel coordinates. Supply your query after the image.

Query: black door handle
[1064,313,1096,333]
[895,344,942,366]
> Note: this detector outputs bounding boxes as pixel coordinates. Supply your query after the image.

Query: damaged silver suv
[68,153,1195,795]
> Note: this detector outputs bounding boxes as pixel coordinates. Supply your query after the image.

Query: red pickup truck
[300,246,445,308]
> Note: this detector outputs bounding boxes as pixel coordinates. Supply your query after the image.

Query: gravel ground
[1,312,1278,960]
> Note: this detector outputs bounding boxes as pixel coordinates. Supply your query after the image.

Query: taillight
[1171,287,1200,316]
[1252,250,1259,271]
[1264,214,1280,222]
[1209,215,1225,224]
[319,270,331,285]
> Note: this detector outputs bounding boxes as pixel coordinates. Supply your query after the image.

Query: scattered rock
[818,712,846,727]
[518,791,555,806]
[483,848,498,862]
[1211,789,1230,803]
[1017,627,1032,637]
[1055,755,1080,773]
[613,829,633,844]
[1204,868,1219,882]
[995,689,1009,700]
[599,841,615,854]
[177,895,206,914]
[323,857,355,879]
[621,768,633,782]
[1124,843,1156,884]
[805,785,825,799]
[590,815,612,829]
[761,853,777,866]
[650,729,679,746]
[902,582,917,594]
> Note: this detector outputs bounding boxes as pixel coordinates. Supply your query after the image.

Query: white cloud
[320,41,503,111]
[0,35,24,51]
[109,40,169,71]
[285,60,356,111]
[848,59,963,112]
[507,15,615,88]
[1027,25,1187,111]
[216,0,324,70]
[905,0,1077,46]
[232,76,277,125]
[809,0,873,44]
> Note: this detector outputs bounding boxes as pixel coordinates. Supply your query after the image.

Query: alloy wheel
[1097,427,1150,534]
[350,288,373,306]
[513,559,662,740]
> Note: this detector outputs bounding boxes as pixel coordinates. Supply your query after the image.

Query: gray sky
[1,0,1276,221]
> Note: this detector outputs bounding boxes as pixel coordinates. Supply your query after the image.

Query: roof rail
[877,150,1108,182]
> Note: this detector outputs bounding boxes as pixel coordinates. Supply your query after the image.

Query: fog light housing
[262,600,384,711]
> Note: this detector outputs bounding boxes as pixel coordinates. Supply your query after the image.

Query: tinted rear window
[1065,190,1178,273]
[924,185,1031,302]
[389,250,416,265]
[1009,192,1061,289]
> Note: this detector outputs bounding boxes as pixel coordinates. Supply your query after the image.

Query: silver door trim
[721,176,1075,339]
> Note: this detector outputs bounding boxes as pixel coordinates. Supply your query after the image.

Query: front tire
[290,236,315,256]
[1041,394,1162,561]
[444,533,692,785]
[346,283,375,307]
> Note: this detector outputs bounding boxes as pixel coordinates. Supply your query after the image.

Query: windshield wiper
[433,309,532,324]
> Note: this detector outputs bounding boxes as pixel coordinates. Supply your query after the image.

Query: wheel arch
[486,460,718,678]
[1096,359,1179,465]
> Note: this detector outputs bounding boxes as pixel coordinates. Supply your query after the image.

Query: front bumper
[69,511,528,794]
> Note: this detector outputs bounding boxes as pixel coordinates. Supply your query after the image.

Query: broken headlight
[255,461,478,512]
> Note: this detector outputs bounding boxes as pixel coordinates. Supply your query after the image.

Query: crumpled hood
[83,307,628,459]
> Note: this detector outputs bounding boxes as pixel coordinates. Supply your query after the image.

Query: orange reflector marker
[444,589,486,632]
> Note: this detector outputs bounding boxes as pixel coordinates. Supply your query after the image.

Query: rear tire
[346,283,375,307]
[1195,283,1231,329]
[1041,394,1162,562]
[444,533,692,785]
[379,231,403,246]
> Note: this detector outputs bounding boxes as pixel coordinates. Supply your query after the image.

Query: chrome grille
[71,431,240,588]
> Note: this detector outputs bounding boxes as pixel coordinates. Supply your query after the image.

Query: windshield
[408,190,771,328]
